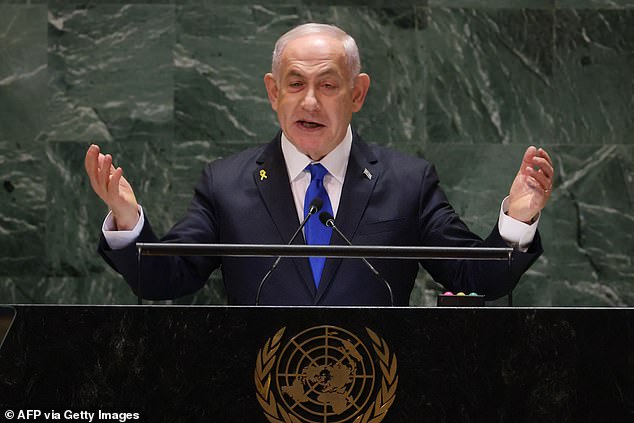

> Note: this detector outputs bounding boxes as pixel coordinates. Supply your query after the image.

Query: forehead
[279,35,347,77]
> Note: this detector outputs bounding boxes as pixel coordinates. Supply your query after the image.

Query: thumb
[520,146,537,167]
[517,146,538,176]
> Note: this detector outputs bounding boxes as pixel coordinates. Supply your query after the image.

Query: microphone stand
[255,198,323,305]
[320,212,394,307]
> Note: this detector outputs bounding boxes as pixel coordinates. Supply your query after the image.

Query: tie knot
[307,163,328,181]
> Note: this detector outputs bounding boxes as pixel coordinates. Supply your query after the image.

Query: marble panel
[44,274,139,304]
[45,142,111,281]
[429,0,553,7]
[0,1,47,5]
[419,144,633,306]
[0,270,224,305]
[44,141,178,303]
[529,145,633,306]
[556,0,634,8]
[174,0,425,5]
[174,4,280,143]
[408,144,537,306]
[408,272,442,306]
[344,6,427,146]
[46,3,174,143]
[0,142,46,277]
[0,4,47,143]
[0,276,48,303]
[46,140,175,269]
[420,144,525,235]
[1,2,632,307]
[553,9,634,144]
[0,274,137,304]
[425,8,556,145]
[47,0,173,4]
[174,5,427,146]
[168,140,253,221]
[416,144,533,305]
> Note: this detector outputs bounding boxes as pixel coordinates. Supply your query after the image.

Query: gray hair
[271,23,361,84]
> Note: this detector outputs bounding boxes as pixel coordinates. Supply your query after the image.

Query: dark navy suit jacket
[99,132,542,305]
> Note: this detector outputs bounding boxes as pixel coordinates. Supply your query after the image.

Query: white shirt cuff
[498,196,539,252]
[102,205,145,250]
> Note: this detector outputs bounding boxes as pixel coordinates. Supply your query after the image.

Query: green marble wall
[0,1,632,306]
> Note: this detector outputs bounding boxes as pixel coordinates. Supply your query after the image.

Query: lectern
[0,305,632,422]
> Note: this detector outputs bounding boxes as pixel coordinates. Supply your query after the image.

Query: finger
[85,145,102,192]
[535,170,551,190]
[526,167,550,190]
[537,147,554,167]
[532,156,554,179]
[525,176,550,197]
[110,166,123,199]
[520,146,538,168]
[100,154,113,193]
[84,144,99,175]
[96,154,108,193]
[517,146,540,177]
[524,174,540,190]
[96,153,105,186]
[97,152,106,175]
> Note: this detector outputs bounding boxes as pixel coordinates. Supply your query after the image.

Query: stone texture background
[0,0,632,306]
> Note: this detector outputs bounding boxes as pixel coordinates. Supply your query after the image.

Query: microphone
[319,212,395,306]
[255,197,323,305]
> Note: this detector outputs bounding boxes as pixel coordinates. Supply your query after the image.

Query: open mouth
[297,120,325,129]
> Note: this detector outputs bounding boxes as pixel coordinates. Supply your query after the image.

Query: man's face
[264,35,370,160]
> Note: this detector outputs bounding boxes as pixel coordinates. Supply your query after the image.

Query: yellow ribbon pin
[259,169,268,180]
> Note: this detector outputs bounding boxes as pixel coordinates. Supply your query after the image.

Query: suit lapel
[254,133,316,296]
[315,134,379,304]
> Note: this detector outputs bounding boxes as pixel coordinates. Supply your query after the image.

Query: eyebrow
[285,67,341,80]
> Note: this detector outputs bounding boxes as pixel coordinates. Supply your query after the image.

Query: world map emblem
[255,325,398,423]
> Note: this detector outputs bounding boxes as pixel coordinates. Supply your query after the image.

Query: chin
[290,134,324,149]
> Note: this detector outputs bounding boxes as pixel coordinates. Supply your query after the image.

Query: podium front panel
[0,306,631,422]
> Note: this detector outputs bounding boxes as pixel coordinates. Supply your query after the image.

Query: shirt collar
[281,125,352,184]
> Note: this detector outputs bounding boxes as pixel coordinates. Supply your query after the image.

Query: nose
[301,87,319,112]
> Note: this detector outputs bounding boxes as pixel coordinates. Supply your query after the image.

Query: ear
[264,73,279,112]
[351,73,371,113]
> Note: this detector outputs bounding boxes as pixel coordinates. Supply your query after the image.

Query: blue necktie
[304,163,333,287]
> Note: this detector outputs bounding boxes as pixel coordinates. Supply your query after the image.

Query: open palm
[507,146,554,223]
[85,144,139,230]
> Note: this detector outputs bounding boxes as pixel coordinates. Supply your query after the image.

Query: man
[85,23,554,306]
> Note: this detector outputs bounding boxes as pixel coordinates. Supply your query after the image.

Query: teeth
[300,121,321,128]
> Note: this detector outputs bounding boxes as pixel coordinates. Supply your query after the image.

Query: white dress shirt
[281,125,352,221]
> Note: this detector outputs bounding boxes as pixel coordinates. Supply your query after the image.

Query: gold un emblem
[255,325,398,423]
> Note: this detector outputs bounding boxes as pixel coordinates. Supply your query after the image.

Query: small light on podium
[437,291,485,307]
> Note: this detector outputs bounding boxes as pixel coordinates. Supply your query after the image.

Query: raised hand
[507,146,554,224]
[84,144,139,230]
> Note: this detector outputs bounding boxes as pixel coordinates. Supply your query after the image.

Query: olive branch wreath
[254,327,398,423]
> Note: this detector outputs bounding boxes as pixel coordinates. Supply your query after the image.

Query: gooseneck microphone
[319,212,395,306]
[255,197,323,305]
